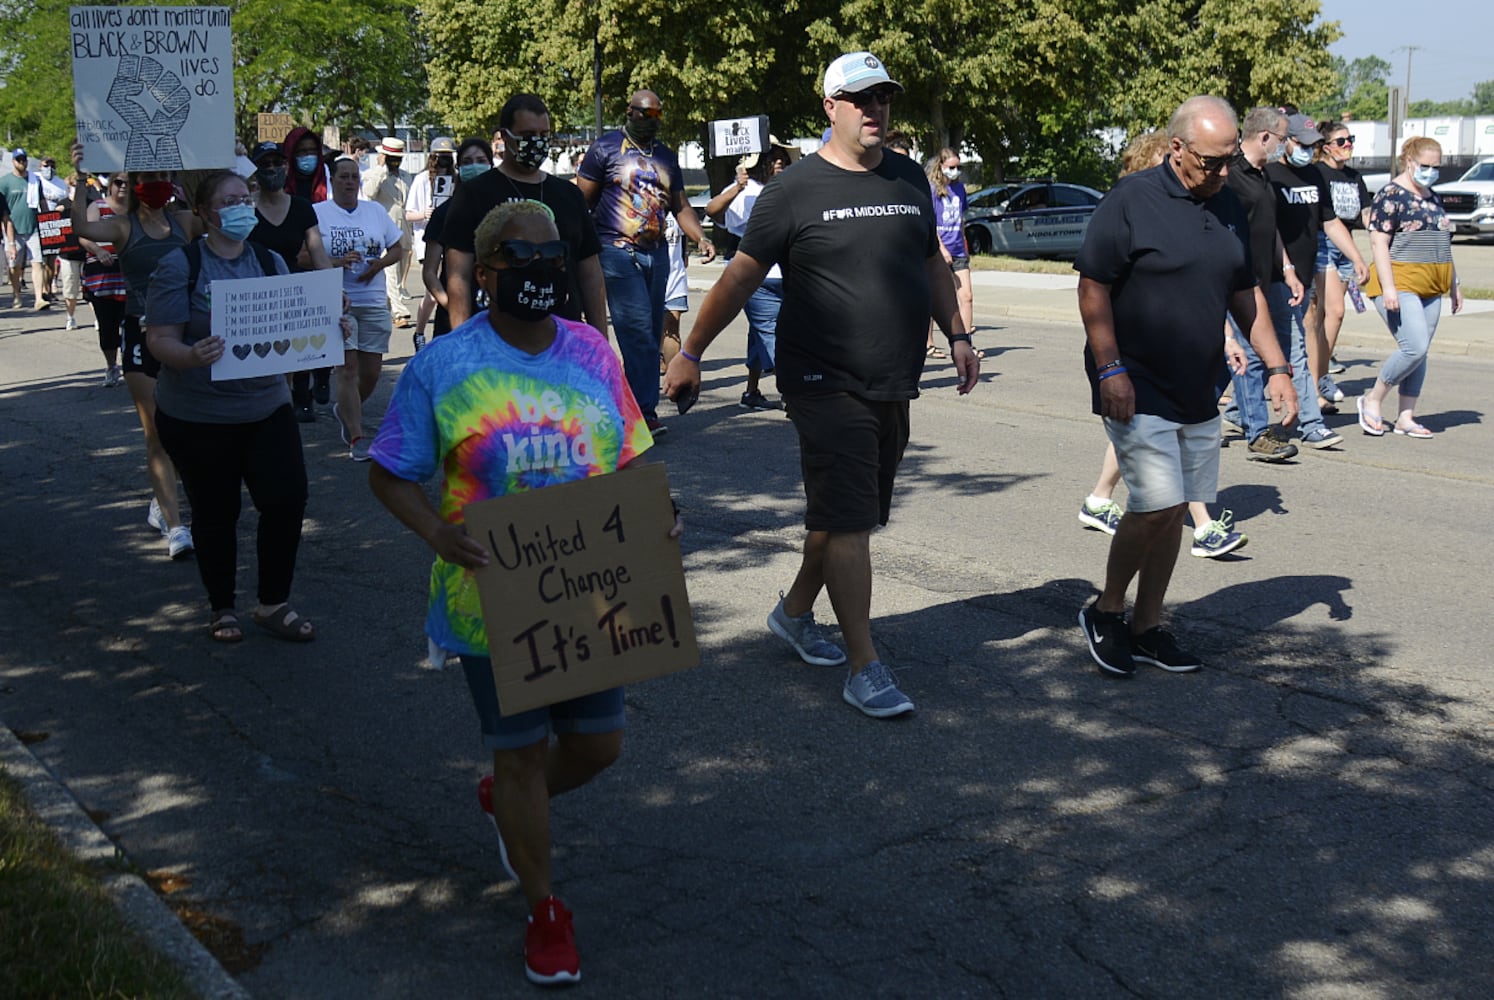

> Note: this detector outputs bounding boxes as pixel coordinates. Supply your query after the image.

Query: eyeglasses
[1327,136,1355,148]
[834,87,897,108]
[1181,140,1238,173]
[485,239,568,269]
[627,105,663,119]
[215,196,256,209]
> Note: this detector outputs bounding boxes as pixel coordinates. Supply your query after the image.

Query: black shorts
[121,314,161,378]
[787,391,910,533]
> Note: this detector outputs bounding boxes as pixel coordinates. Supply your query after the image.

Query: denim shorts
[1314,232,1355,280]
[665,295,688,313]
[344,303,392,354]
[458,654,626,750]
[1103,412,1220,512]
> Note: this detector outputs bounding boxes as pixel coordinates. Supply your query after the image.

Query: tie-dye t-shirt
[369,315,653,655]
[576,130,684,251]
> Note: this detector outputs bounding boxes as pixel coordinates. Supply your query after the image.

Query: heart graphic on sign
[253,342,272,358]
[291,337,308,351]
[309,334,326,349]
[233,344,253,360]
[273,340,291,355]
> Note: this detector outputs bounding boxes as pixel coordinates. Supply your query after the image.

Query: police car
[962,182,1104,258]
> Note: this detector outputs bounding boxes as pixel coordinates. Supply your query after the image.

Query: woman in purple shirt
[925,148,978,358]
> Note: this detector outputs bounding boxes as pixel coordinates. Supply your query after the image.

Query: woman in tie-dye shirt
[369,200,672,986]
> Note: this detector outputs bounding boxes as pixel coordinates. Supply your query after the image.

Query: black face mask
[491,264,568,321]
[256,166,287,192]
[625,117,661,145]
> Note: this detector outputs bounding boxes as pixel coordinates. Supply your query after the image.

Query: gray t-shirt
[148,241,292,423]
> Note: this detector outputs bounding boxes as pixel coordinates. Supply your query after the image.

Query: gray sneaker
[767,595,847,666]
[350,438,372,462]
[842,661,914,718]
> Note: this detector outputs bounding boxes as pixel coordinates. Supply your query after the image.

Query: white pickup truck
[1435,159,1494,239]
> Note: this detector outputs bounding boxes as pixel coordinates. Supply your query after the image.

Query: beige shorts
[61,258,83,300]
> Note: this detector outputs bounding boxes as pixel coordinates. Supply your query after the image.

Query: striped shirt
[1362,181,1454,299]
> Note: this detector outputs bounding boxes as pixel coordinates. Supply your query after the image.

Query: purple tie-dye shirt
[370,314,652,655]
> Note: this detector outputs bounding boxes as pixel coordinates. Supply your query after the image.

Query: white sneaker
[166,525,194,560]
[147,498,168,536]
[103,365,123,387]
[65,316,77,330]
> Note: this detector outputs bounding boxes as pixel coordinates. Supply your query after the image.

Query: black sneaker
[1130,627,1202,673]
[313,370,331,405]
[738,390,782,411]
[1079,601,1135,677]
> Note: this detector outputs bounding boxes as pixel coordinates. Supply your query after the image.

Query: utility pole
[1395,45,1421,109]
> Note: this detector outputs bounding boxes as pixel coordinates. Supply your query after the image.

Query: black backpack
[183,238,279,296]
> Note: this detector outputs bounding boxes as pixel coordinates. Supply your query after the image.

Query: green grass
[0,766,199,1000]
[968,254,1076,275]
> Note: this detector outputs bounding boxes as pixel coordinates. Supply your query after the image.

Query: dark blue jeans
[599,242,669,421]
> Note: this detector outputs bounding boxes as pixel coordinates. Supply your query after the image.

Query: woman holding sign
[144,171,313,644]
[69,141,200,560]
[369,201,680,987]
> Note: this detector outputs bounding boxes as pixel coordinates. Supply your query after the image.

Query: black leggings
[93,296,126,356]
[155,404,309,612]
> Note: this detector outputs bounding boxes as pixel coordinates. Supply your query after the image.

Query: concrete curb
[0,721,251,1000]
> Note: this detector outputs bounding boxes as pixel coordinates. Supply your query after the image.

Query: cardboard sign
[70,6,236,172]
[707,115,768,159]
[208,268,344,380]
[36,212,79,259]
[464,463,697,716]
[257,113,296,144]
[432,174,454,208]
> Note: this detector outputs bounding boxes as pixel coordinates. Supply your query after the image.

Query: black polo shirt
[1074,159,1255,424]
[1225,153,1280,286]
[1265,160,1336,278]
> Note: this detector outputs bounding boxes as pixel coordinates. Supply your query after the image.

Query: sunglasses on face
[485,239,568,268]
[835,87,897,108]
[1327,136,1354,148]
[1182,140,1237,173]
[627,105,663,119]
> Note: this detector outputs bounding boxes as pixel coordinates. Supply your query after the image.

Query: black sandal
[209,612,244,644]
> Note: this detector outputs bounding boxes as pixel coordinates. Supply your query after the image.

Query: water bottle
[1347,275,1366,313]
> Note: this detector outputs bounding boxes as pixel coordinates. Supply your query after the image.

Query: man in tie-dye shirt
[369,200,665,986]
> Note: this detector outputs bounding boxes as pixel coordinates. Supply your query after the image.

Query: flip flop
[251,604,316,642]
[1356,396,1385,436]
[209,612,244,644]
[1393,422,1433,439]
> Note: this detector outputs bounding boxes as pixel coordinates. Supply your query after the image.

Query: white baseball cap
[822,52,902,99]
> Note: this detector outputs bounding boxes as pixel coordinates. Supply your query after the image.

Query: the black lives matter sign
[464,462,698,715]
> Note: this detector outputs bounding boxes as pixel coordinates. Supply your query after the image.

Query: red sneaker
[525,896,581,985]
[476,775,519,883]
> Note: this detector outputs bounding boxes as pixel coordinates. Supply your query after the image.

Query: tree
[1473,80,1494,115]
[0,0,78,159]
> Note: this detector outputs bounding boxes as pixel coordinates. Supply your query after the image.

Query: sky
[1318,0,1488,105]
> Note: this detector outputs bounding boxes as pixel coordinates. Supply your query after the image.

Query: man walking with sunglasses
[664,52,979,719]
[577,89,715,436]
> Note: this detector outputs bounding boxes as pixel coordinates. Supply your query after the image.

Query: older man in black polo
[1075,95,1299,677]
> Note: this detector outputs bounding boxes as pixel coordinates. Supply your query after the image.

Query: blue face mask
[1287,144,1312,167]
[295,154,320,175]
[459,162,491,183]
[215,203,258,241]
[1412,165,1439,187]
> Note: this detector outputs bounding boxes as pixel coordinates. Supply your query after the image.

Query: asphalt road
[2,282,1492,998]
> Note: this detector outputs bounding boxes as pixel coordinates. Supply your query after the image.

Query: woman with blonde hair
[925,147,978,358]
[1357,136,1463,438]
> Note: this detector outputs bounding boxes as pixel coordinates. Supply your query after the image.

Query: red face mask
[133,180,175,209]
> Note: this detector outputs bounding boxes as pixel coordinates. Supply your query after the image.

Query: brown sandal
[209,612,244,644]
[251,605,316,643]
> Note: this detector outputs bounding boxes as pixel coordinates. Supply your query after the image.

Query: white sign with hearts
[209,267,344,381]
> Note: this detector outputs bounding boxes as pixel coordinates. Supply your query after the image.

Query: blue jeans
[1226,282,1326,439]
[599,242,669,420]
[1373,293,1439,397]
[742,277,782,372]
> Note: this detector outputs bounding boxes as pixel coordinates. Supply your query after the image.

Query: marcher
[78,172,130,386]
[145,171,313,643]
[577,89,717,434]
[1074,96,1298,677]
[1309,121,1371,409]
[443,94,606,334]
[58,162,91,330]
[925,148,979,360]
[406,137,456,347]
[2,149,57,310]
[1357,137,1463,438]
[69,141,199,558]
[247,141,334,422]
[702,136,800,410]
[664,51,979,718]
[660,212,689,377]
[315,156,405,460]
[370,200,677,986]
[363,137,414,328]
[419,137,493,347]
[282,126,334,410]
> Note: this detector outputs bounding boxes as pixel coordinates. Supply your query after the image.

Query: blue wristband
[1097,366,1128,381]
[679,349,701,363]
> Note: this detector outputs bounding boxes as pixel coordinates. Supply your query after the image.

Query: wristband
[947,333,971,345]
[1096,359,1123,373]
[1097,366,1128,381]
[1265,365,1292,377]
[678,348,701,363]
[1283,264,1296,271]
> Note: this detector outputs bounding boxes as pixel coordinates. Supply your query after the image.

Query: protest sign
[464,463,698,716]
[257,113,296,144]
[706,115,768,159]
[70,6,235,172]
[36,212,77,261]
[208,268,343,380]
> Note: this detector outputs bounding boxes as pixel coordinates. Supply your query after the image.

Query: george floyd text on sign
[706,115,768,159]
[464,462,698,716]
[70,6,235,172]
[209,268,343,380]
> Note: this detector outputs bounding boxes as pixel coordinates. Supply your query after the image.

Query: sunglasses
[485,239,568,269]
[835,87,897,109]
[1181,139,1238,173]
[1327,136,1355,148]
[627,105,663,119]
[109,178,129,187]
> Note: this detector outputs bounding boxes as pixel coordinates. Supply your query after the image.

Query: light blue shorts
[459,654,625,750]
[1103,413,1220,512]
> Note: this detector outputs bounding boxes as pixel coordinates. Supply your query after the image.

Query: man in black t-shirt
[442,93,605,333]
[664,51,979,720]
[1074,96,1298,679]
